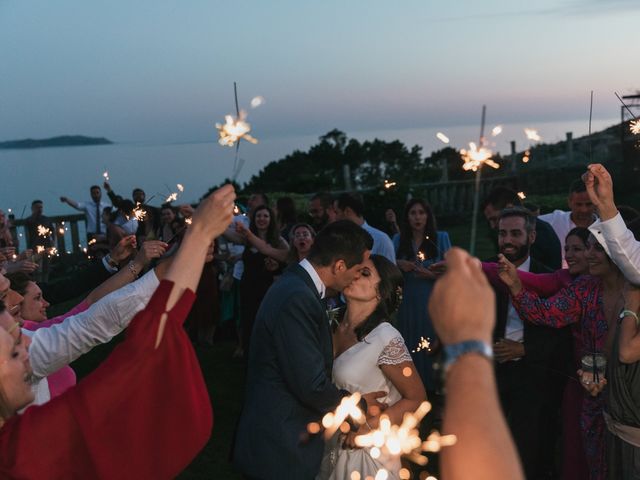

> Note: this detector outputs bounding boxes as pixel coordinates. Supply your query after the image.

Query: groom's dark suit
[233,263,344,480]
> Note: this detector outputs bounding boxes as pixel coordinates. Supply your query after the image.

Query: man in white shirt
[60,185,111,240]
[539,179,597,268]
[334,192,396,263]
[585,163,640,285]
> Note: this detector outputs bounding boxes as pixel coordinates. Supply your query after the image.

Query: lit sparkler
[88,238,97,246]
[103,171,110,182]
[524,128,542,142]
[177,183,184,192]
[58,226,65,236]
[36,246,45,255]
[491,125,503,137]
[233,205,240,215]
[319,393,364,439]
[48,247,58,257]
[216,110,258,147]
[522,150,531,163]
[165,193,178,203]
[185,217,192,225]
[517,191,526,200]
[631,120,640,135]
[460,142,499,172]
[416,251,426,263]
[354,401,457,467]
[37,225,51,237]
[383,180,397,189]
[132,203,147,222]
[436,132,450,144]
[412,336,432,353]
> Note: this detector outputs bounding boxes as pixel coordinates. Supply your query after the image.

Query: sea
[1,116,619,221]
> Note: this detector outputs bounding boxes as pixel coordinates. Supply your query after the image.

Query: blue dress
[392,231,451,392]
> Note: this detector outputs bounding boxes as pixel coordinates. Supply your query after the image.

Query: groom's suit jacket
[233,264,344,480]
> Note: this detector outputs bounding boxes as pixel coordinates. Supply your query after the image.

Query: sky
[1,0,639,146]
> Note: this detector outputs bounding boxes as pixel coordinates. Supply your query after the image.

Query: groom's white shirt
[299,258,326,299]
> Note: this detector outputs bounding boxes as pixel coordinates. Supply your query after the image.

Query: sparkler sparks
[185,218,192,225]
[88,238,97,246]
[383,180,397,189]
[491,125,503,137]
[165,193,178,203]
[631,120,640,135]
[412,336,432,353]
[37,225,51,237]
[133,204,147,221]
[517,191,527,200]
[103,171,110,181]
[416,251,426,262]
[460,142,499,172]
[436,132,450,144]
[320,393,364,439]
[524,128,542,142]
[522,150,531,163]
[215,111,258,147]
[177,183,184,192]
[36,246,45,254]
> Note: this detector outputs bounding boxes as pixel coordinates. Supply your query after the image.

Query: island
[0,135,113,149]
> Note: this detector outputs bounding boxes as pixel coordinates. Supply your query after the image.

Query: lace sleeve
[377,336,413,366]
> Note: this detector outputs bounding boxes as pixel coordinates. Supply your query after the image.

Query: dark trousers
[607,430,640,480]
[497,360,556,479]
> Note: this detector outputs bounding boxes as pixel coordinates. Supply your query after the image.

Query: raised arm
[429,248,524,480]
[59,196,80,210]
[482,261,572,296]
[236,222,289,263]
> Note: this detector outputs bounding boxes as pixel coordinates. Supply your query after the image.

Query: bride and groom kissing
[233,220,426,480]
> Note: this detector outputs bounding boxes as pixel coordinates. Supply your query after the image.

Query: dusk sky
[2,0,639,145]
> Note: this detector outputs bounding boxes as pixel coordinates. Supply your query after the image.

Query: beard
[499,242,530,263]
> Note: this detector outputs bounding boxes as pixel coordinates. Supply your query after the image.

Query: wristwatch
[104,254,119,270]
[443,340,493,374]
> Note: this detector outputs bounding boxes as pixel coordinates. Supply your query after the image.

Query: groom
[233,220,382,479]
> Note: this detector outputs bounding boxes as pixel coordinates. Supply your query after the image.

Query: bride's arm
[371,360,426,428]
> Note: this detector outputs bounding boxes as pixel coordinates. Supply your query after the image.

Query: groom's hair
[307,220,373,268]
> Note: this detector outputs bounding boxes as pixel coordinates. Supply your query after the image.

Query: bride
[318,254,427,480]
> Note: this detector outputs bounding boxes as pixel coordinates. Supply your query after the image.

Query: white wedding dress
[317,322,413,480]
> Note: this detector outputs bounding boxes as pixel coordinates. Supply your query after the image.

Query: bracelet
[128,261,140,279]
[620,309,640,327]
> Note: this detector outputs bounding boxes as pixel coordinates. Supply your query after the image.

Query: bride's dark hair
[353,254,404,341]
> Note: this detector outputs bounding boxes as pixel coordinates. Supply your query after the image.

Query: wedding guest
[0,210,16,249]
[483,186,562,270]
[584,163,640,285]
[539,179,597,267]
[308,192,336,232]
[104,181,159,242]
[393,198,451,393]
[0,183,235,478]
[24,200,54,251]
[155,203,184,243]
[60,185,110,241]
[276,196,297,242]
[334,192,396,263]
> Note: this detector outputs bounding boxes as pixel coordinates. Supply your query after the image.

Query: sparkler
[132,203,147,221]
[88,238,97,246]
[631,120,640,135]
[412,336,432,353]
[103,171,110,182]
[436,132,450,144]
[491,125,503,137]
[524,128,542,142]
[460,142,499,172]
[36,246,45,255]
[250,96,265,108]
[165,192,178,203]
[416,251,426,262]
[185,217,192,225]
[320,393,364,439]
[383,180,397,189]
[522,150,531,163]
[37,225,51,237]
[517,191,526,200]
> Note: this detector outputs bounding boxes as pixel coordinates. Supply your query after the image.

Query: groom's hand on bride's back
[361,391,388,417]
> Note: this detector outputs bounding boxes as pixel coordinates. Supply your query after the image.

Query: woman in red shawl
[0,184,235,479]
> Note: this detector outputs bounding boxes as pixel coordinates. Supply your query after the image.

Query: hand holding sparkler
[583,163,617,221]
[496,254,522,295]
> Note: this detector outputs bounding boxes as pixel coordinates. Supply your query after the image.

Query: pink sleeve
[482,262,572,297]
[35,300,91,329]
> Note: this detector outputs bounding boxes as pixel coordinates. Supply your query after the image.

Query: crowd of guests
[0,162,638,479]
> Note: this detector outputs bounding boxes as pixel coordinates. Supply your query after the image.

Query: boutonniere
[326,306,343,328]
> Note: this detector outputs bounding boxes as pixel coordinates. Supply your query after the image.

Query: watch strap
[443,340,493,374]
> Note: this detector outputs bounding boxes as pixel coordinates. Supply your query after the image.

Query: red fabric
[0,280,213,479]
[482,262,573,296]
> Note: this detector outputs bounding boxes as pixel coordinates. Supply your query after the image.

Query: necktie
[96,203,101,234]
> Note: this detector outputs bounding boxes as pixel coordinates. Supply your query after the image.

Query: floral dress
[512,275,607,480]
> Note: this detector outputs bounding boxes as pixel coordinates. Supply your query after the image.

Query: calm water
[1,117,618,219]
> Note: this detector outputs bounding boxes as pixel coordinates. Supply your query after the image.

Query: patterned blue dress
[392,231,451,392]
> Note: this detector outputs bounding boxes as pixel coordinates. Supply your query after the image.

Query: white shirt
[29,270,159,383]
[538,210,575,268]
[74,199,111,234]
[505,256,531,345]
[362,221,396,263]
[299,258,326,299]
[590,212,640,285]
[231,215,250,280]
[113,214,139,236]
